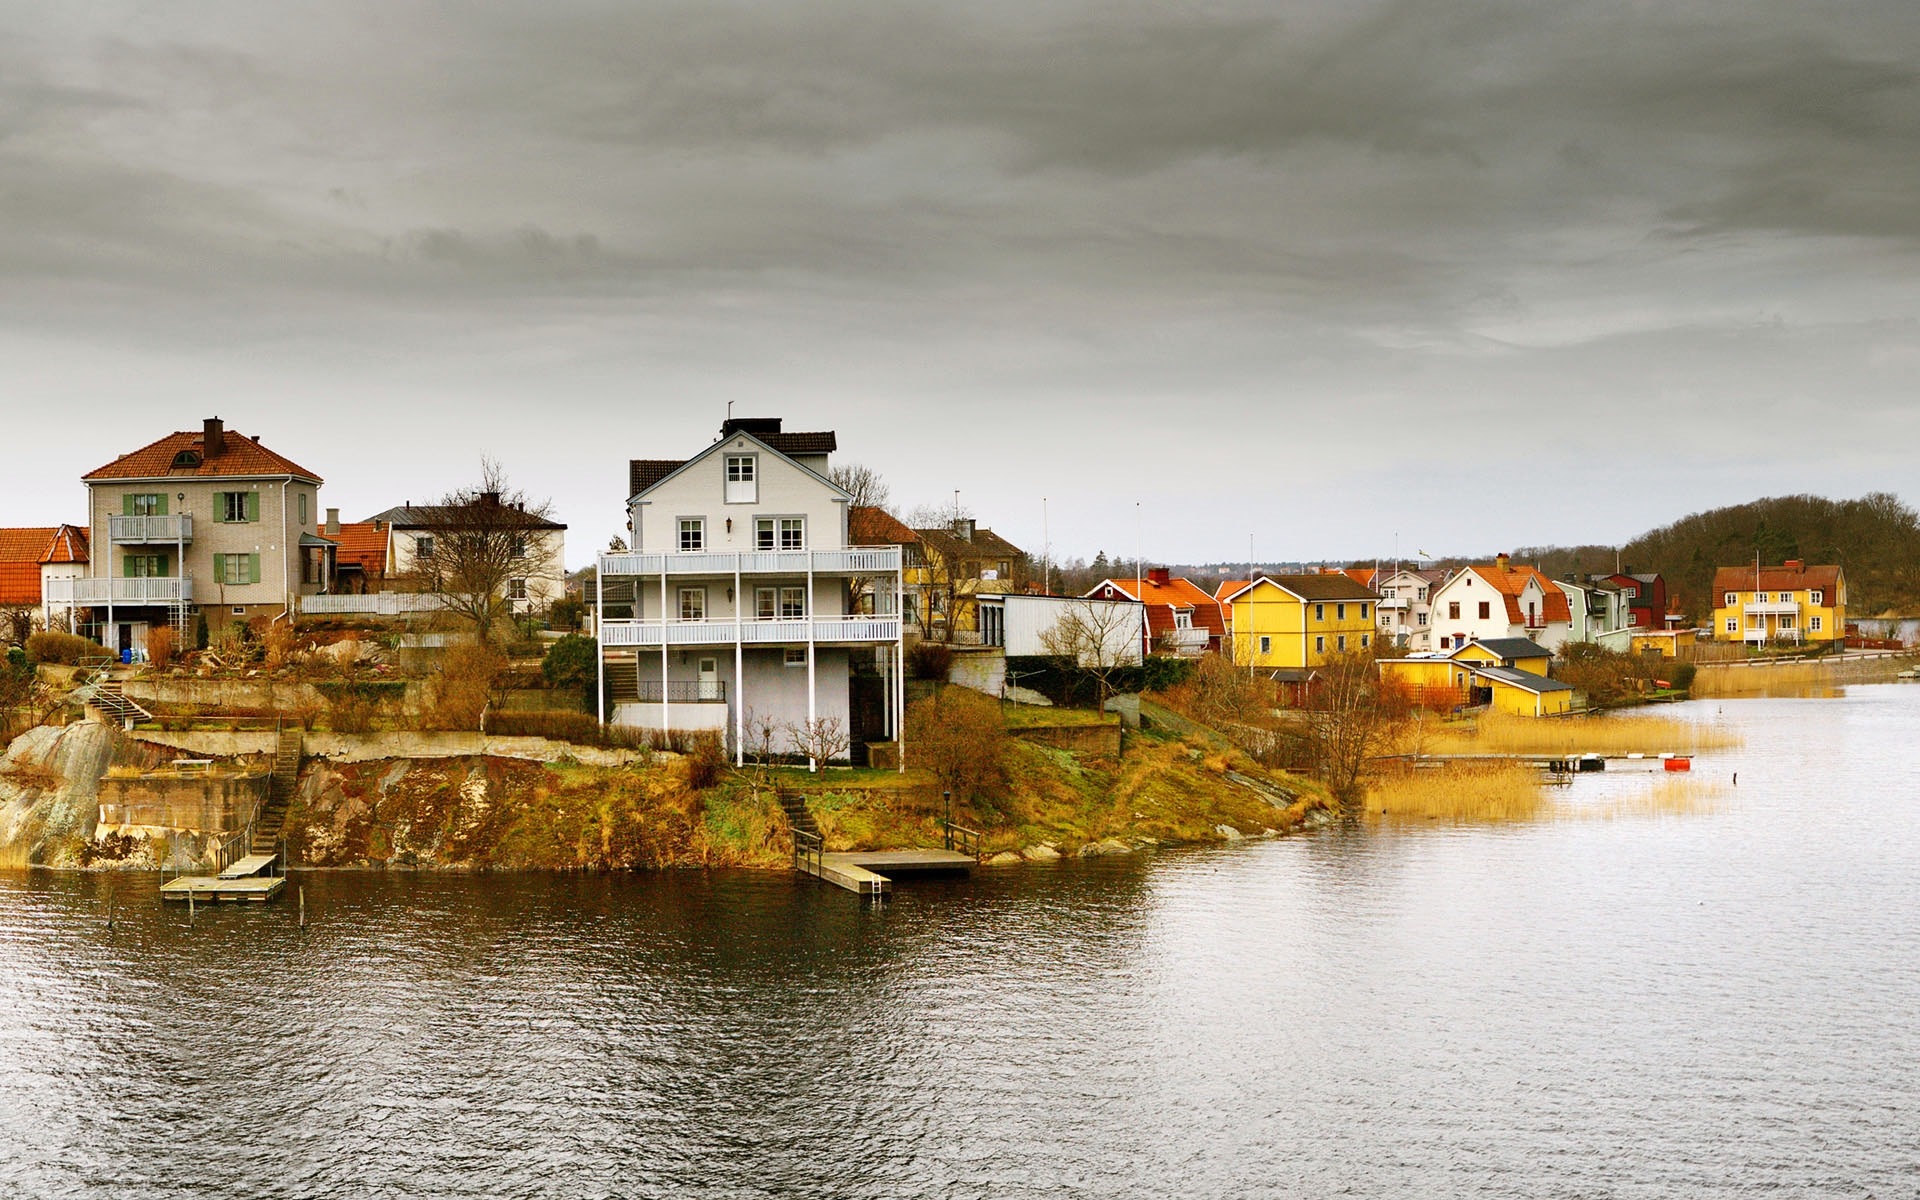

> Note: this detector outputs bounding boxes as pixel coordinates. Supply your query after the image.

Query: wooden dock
[795,848,976,895]
[159,874,286,903]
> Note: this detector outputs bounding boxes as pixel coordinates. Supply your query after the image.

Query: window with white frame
[725,455,757,503]
[1779,614,1796,629]
[755,517,804,551]
[1417,612,1428,626]
[755,587,777,619]
[220,491,253,523]
[415,535,435,560]
[1725,592,1736,606]
[508,578,528,601]
[1726,617,1737,633]
[1258,635,1271,654]
[510,536,527,560]
[679,587,705,620]
[1811,590,1823,605]
[1314,603,1324,620]
[1810,615,1823,631]
[298,493,309,526]
[1314,635,1325,652]
[1361,633,1369,648]
[1360,603,1370,620]
[780,587,806,618]
[1173,609,1192,629]
[678,518,704,552]
[785,648,806,666]
[1337,634,1347,651]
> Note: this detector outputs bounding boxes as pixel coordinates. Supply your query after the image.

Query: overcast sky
[5,1,1919,569]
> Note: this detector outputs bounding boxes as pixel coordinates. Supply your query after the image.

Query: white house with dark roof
[597,418,904,768]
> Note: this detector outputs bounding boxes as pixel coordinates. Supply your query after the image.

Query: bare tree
[1036,599,1139,705]
[1299,650,1410,817]
[785,716,850,771]
[741,706,780,767]
[405,458,563,643]
[829,462,892,513]
[905,497,976,644]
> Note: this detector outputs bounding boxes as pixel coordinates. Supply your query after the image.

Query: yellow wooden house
[1378,639,1577,716]
[1711,560,1845,645]
[1222,573,1379,669]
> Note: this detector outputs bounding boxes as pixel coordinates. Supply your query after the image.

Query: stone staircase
[251,726,303,858]
[777,791,821,842]
[72,672,153,726]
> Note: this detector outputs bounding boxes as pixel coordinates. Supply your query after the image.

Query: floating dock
[159,874,285,903]
[795,848,975,895]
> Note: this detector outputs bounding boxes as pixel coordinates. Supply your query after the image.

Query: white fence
[298,593,474,616]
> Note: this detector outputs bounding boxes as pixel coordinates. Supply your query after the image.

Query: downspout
[278,475,296,624]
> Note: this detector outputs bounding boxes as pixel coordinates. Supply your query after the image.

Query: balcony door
[698,657,721,701]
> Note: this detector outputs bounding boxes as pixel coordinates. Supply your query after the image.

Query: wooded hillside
[1515,493,1920,620]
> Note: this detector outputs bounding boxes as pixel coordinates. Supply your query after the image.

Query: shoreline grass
[1402,710,1740,758]
[1368,762,1728,825]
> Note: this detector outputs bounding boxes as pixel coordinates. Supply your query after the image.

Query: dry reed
[1689,658,1909,698]
[1407,711,1739,757]
[1368,763,1548,823]
[1584,777,1727,820]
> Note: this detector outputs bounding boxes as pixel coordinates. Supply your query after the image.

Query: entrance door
[116,623,134,659]
[698,657,720,701]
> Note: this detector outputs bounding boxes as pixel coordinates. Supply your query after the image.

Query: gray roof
[1472,665,1574,693]
[1467,637,1552,660]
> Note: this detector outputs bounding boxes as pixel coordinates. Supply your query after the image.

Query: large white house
[596,418,904,767]
[1426,555,1574,653]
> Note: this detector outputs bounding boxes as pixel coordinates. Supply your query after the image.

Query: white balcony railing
[108,514,194,543]
[600,615,901,648]
[598,546,901,579]
[299,593,478,616]
[45,576,194,604]
[1744,600,1802,616]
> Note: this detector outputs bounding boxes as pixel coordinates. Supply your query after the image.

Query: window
[1726,617,1738,633]
[1337,603,1349,620]
[1361,633,1370,648]
[218,491,257,523]
[124,554,167,578]
[1417,612,1428,626]
[1632,585,1642,598]
[1811,590,1824,605]
[1382,587,1396,599]
[1725,592,1736,607]
[1779,614,1795,630]
[1810,615,1823,632]
[781,518,804,551]
[679,587,705,620]
[508,578,528,601]
[678,518,704,552]
[1258,635,1271,654]
[124,493,165,517]
[1314,635,1325,653]
[785,648,806,667]
[780,587,806,618]
[215,553,259,585]
[510,536,528,560]
[171,450,201,469]
[1173,609,1193,629]
[755,587,777,620]
[1337,635,1347,651]
[298,493,309,526]
[231,606,246,616]
[1360,603,1370,620]
[1314,603,1325,621]
[1448,601,1460,619]
[755,517,805,551]
[415,535,434,560]
[1477,601,1490,620]
[1416,588,1427,602]
[725,455,757,503]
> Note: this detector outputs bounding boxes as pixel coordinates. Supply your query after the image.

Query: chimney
[203,416,226,457]
[1785,559,1804,572]
[325,507,340,535]
[1148,566,1171,587]
[1495,552,1510,572]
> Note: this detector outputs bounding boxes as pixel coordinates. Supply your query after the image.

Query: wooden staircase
[251,726,303,858]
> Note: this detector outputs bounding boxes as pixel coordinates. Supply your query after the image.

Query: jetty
[159,854,284,902]
[784,792,978,895]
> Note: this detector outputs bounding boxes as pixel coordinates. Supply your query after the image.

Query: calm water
[4,691,1919,1197]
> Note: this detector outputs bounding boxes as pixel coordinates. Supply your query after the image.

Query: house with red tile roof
[0,526,90,635]
[1425,554,1574,653]
[51,417,330,656]
[1086,568,1226,657]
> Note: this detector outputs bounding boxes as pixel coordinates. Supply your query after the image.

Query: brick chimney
[1495,552,1510,571]
[325,507,340,535]
[203,416,226,457]
[1148,566,1171,586]
[1785,559,1804,571]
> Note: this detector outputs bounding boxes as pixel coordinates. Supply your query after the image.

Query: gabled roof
[1461,564,1574,625]
[626,428,848,504]
[1471,664,1575,694]
[83,427,322,482]
[913,524,1024,563]
[1223,573,1379,605]
[1087,576,1226,640]
[1711,563,1843,595]
[849,505,918,546]
[327,522,389,574]
[0,526,87,605]
[366,501,565,530]
[1214,579,1250,603]
[1454,637,1552,661]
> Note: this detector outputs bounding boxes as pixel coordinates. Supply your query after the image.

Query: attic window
[171,450,201,468]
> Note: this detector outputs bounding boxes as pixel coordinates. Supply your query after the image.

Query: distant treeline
[1511,493,1920,620]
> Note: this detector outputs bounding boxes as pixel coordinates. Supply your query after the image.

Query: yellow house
[1447,637,1552,677]
[1711,561,1845,645]
[1223,573,1379,669]
[1379,639,1574,715]
[1628,628,1698,658]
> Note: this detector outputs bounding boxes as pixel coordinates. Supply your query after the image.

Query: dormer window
[170,450,201,469]
[1173,609,1193,629]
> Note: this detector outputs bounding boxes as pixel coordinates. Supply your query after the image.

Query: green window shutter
[155,495,168,516]
[213,493,228,523]
[248,554,262,585]
[245,492,259,523]
[213,556,227,585]
[122,495,135,516]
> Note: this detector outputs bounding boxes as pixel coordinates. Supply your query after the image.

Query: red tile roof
[0,526,88,606]
[83,428,322,482]
[1087,576,1227,642]
[849,506,919,546]
[1711,563,1843,596]
[327,522,389,575]
[1468,564,1573,625]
